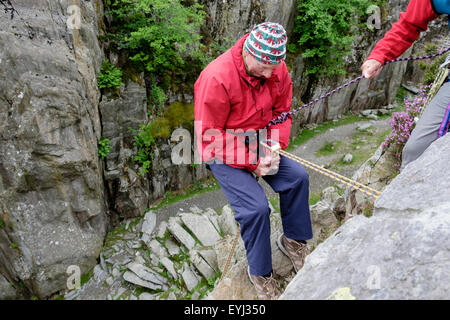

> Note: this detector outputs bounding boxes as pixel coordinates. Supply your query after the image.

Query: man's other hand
[253,153,280,177]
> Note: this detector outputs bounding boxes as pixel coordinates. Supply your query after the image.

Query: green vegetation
[186,271,221,300]
[103,0,205,111]
[131,123,155,175]
[171,248,190,265]
[309,192,322,206]
[98,137,112,160]
[418,42,447,85]
[316,141,343,156]
[395,86,408,104]
[97,60,123,90]
[131,101,195,175]
[103,223,131,248]
[291,0,384,76]
[150,177,220,210]
[334,184,345,196]
[269,196,281,213]
[206,37,234,63]
[101,0,209,175]
[80,268,94,287]
[361,201,374,218]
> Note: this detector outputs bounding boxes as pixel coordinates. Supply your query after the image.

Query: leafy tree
[293,0,375,76]
[103,0,205,175]
[103,0,205,110]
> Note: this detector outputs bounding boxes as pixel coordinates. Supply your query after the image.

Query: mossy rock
[165,102,194,130]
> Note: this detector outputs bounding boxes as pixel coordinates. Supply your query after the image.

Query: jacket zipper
[250,86,264,117]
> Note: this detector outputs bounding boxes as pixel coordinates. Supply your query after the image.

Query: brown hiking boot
[277,234,310,273]
[247,266,281,300]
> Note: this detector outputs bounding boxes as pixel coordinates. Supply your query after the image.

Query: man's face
[243,50,281,79]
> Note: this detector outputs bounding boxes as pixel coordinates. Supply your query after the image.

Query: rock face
[0,0,107,298]
[0,0,446,300]
[280,134,450,300]
[309,187,342,250]
[68,203,294,300]
[100,77,150,218]
[344,144,397,218]
[201,0,297,41]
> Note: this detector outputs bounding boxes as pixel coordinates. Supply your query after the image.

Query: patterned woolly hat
[244,22,287,65]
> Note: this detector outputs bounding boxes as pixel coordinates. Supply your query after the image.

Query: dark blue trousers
[208,156,313,276]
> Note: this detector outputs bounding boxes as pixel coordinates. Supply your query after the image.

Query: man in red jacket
[361,0,450,169]
[194,22,312,300]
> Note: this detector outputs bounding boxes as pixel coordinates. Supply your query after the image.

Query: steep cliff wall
[0,0,107,298]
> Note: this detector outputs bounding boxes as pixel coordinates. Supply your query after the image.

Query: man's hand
[361,59,383,79]
[253,152,280,177]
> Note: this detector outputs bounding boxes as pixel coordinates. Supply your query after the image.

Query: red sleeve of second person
[366,0,439,64]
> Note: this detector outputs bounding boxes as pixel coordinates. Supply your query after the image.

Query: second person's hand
[361,59,383,79]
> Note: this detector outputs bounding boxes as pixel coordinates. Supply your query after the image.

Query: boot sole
[276,233,299,273]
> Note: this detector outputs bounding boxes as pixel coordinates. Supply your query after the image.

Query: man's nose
[262,70,272,78]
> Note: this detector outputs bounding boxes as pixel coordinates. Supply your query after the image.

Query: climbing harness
[220,46,450,283]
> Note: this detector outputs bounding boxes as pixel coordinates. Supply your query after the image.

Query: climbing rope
[278,149,381,199]
[220,47,450,283]
[219,225,241,283]
[265,46,450,129]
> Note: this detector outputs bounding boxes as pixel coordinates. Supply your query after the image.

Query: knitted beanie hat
[243,22,287,65]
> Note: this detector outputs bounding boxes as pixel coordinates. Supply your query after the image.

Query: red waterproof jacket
[367,0,440,64]
[194,34,293,171]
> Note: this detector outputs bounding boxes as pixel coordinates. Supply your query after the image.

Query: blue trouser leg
[209,161,272,276]
[262,156,313,242]
[208,156,312,276]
